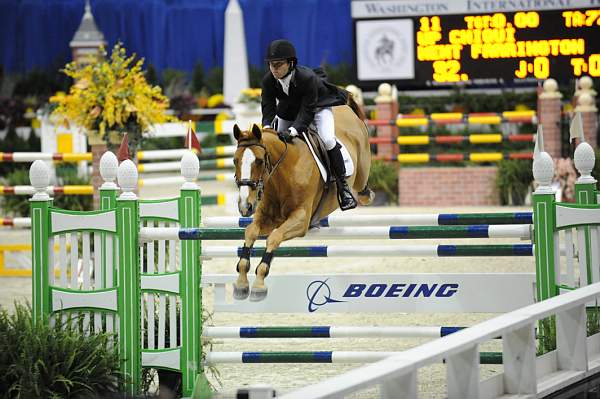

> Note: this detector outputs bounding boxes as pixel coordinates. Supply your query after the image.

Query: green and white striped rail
[205,351,502,365]
[203,212,533,228]
[202,325,466,338]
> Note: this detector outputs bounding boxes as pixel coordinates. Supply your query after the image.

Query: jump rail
[366,110,537,127]
[369,133,535,145]
[375,152,533,163]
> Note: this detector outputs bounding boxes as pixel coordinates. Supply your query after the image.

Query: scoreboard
[352,1,600,88]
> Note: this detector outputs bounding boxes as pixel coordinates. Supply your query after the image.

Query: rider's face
[269,59,290,79]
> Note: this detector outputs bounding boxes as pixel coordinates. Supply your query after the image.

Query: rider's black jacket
[261,65,347,134]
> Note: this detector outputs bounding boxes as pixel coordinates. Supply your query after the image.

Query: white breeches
[276,107,336,150]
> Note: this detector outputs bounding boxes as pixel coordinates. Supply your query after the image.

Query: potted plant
[368,160,398,205]
[232,88,262,129]
[49,43,175,155]
[495,159,534,205]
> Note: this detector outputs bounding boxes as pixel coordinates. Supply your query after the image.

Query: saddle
[298,125,336,228]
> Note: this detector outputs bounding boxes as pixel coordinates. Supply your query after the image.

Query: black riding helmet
[265,39,297,67]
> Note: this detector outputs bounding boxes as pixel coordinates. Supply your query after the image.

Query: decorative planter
[232,102,262,130]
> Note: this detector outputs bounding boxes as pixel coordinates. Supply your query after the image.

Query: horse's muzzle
[238,201,254,217]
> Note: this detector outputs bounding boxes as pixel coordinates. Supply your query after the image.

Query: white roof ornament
[29,160,51,201]
[70,0,106,47]
[100,151,119,189]
[181,150,200,190]
[117,160,138,200]
[571,112,597,184]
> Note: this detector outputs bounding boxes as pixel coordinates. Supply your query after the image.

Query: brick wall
[582,111,598,149]
[398,166,499,206]
[538,97,562,159]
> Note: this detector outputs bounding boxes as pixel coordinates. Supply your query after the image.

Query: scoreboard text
[355,7,600,87]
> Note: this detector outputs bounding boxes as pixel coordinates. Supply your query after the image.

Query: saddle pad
[302,132,354,183]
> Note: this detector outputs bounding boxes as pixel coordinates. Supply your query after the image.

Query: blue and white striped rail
[202,326,465,339]
[206,351,401,364]
[140,224,532,241]
[203,212,533,228]
[205,351,502,365]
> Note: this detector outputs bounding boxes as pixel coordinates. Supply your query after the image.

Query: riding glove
[278,127,298,143]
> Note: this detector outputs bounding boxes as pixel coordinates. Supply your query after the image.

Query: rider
[260,39,357,211]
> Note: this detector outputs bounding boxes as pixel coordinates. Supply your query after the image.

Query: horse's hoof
[249,287,268,302]
[233,284,250,300]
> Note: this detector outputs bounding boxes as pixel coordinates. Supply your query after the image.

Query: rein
[235,138,288,199]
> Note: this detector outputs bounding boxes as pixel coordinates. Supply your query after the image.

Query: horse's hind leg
[251,207,310,302]
[354,146,375,206]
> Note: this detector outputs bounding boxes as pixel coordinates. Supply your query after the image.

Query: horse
[231,98,374,301]
[375,35,394,66]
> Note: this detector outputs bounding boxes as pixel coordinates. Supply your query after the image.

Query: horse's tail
[346,92,366,121]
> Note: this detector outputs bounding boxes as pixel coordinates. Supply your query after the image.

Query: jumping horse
[232,97,373,301]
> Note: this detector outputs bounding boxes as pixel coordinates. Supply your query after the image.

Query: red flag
[117,133,130,162]
[184,122,202,154]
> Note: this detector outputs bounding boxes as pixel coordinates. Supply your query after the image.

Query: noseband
[235,139,288,201]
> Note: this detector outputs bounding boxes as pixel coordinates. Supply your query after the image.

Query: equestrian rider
[260,39,357,211]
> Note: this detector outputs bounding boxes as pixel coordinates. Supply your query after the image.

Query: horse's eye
[255,159,264,166]
[233,158,238,165]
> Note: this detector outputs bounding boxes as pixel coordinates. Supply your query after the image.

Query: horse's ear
[233,124,241,141]
[251,124,262,141]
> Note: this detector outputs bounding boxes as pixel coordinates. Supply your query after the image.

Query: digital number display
[354,7,600,87]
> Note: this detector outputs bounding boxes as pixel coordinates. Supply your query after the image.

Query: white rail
[278,282,600,399]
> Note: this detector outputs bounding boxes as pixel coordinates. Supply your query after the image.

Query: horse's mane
[261,128,278,136]
[346,92,366,121]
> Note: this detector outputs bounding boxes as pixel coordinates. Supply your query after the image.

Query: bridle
[235,139,288,201]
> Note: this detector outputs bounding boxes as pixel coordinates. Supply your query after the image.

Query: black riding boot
[328,143,357,211]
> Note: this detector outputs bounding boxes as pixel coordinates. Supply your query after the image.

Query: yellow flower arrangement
[238,88,262,104]
[207,94,225,108]
[50,43,175,145]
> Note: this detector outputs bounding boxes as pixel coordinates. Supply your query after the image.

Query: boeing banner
[204,273,536,313]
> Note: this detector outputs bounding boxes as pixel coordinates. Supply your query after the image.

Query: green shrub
[0,166,92,217]
[0,168,31,217]
[191,63,205,95]
[593,149,600,182]
[368,160,398,204]
[53,165,93,212]
[204,67,223,95]
[322,63,353,86]
[0,303,124,398]
[495,159,533,205]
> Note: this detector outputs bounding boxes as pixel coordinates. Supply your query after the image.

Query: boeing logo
[306,279,346,313]
[306,280,460,312]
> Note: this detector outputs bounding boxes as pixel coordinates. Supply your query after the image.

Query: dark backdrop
[0,0,353,73]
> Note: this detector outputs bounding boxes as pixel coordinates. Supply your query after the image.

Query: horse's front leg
[233,220,261,300]
[251,207,310,302]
